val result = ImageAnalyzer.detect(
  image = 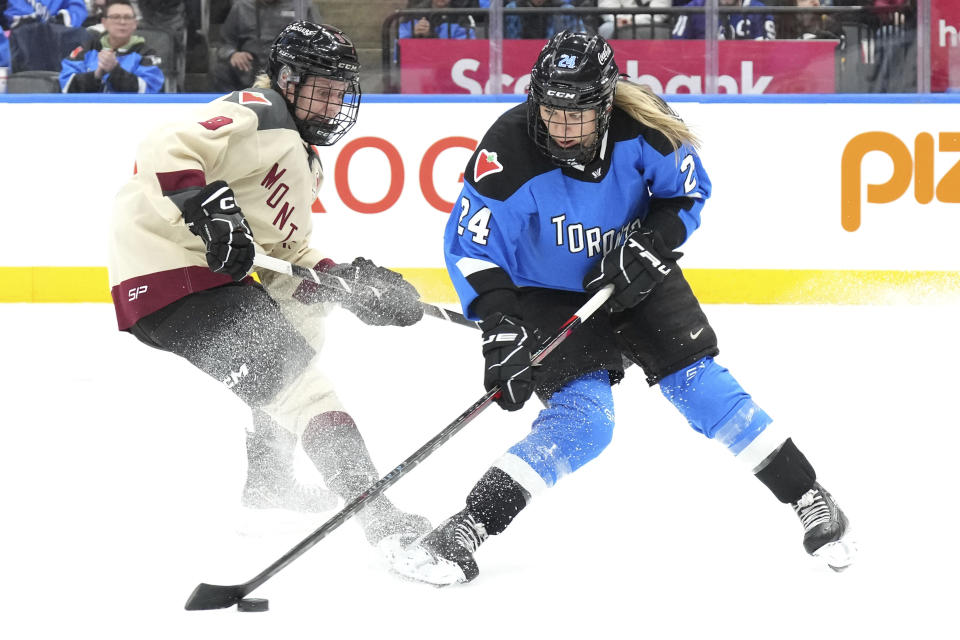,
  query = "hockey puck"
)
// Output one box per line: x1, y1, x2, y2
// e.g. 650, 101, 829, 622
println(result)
237, 598, 269, 613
